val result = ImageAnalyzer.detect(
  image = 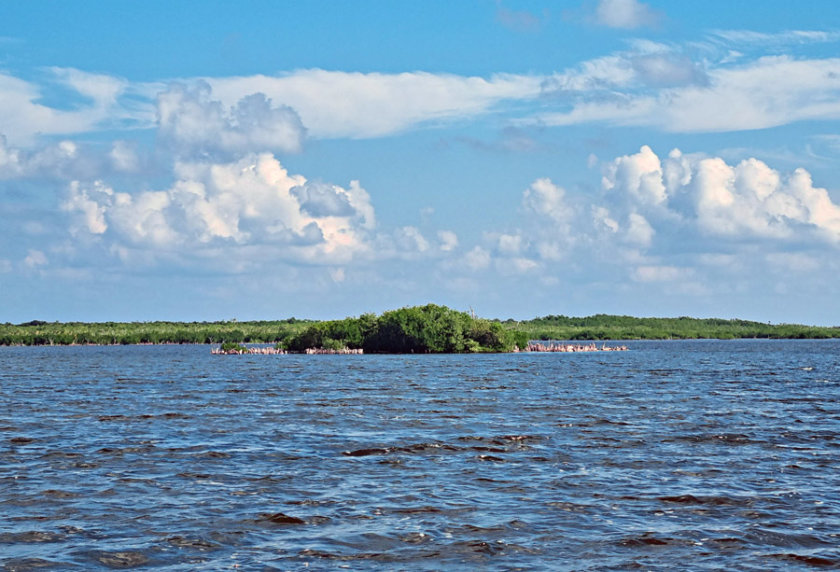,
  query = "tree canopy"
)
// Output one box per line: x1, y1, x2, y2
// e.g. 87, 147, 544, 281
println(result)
281, 304, 528, 353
